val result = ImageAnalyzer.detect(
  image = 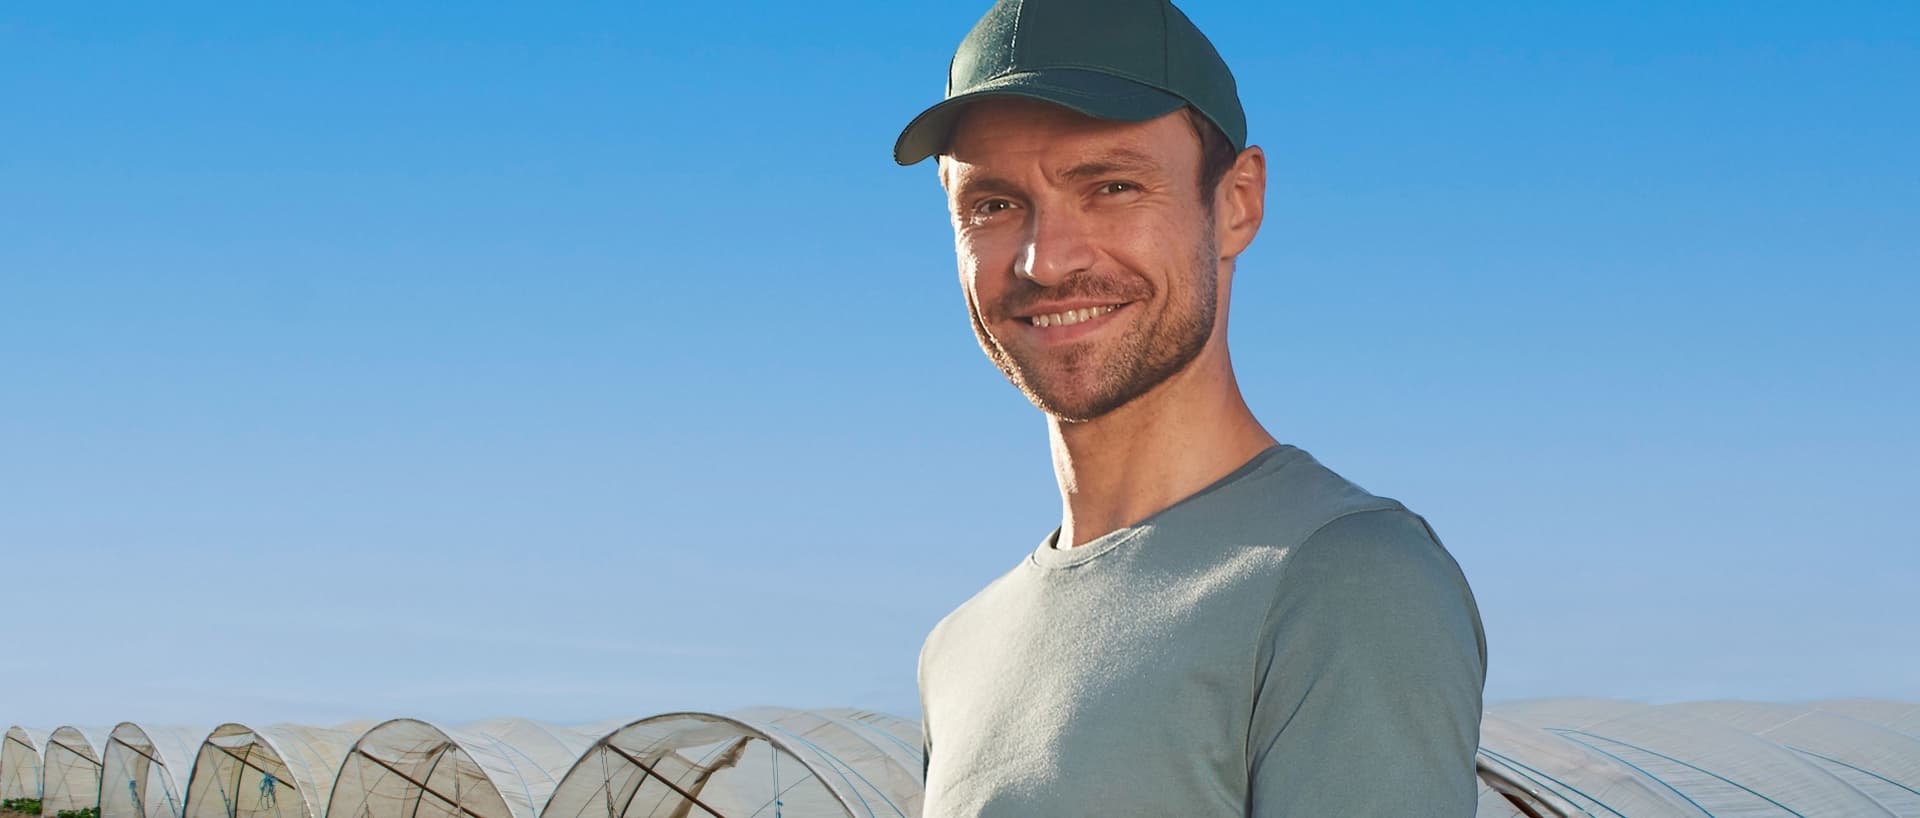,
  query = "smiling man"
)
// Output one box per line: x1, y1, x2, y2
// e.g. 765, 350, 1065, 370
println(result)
894, 0, 1487, 815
